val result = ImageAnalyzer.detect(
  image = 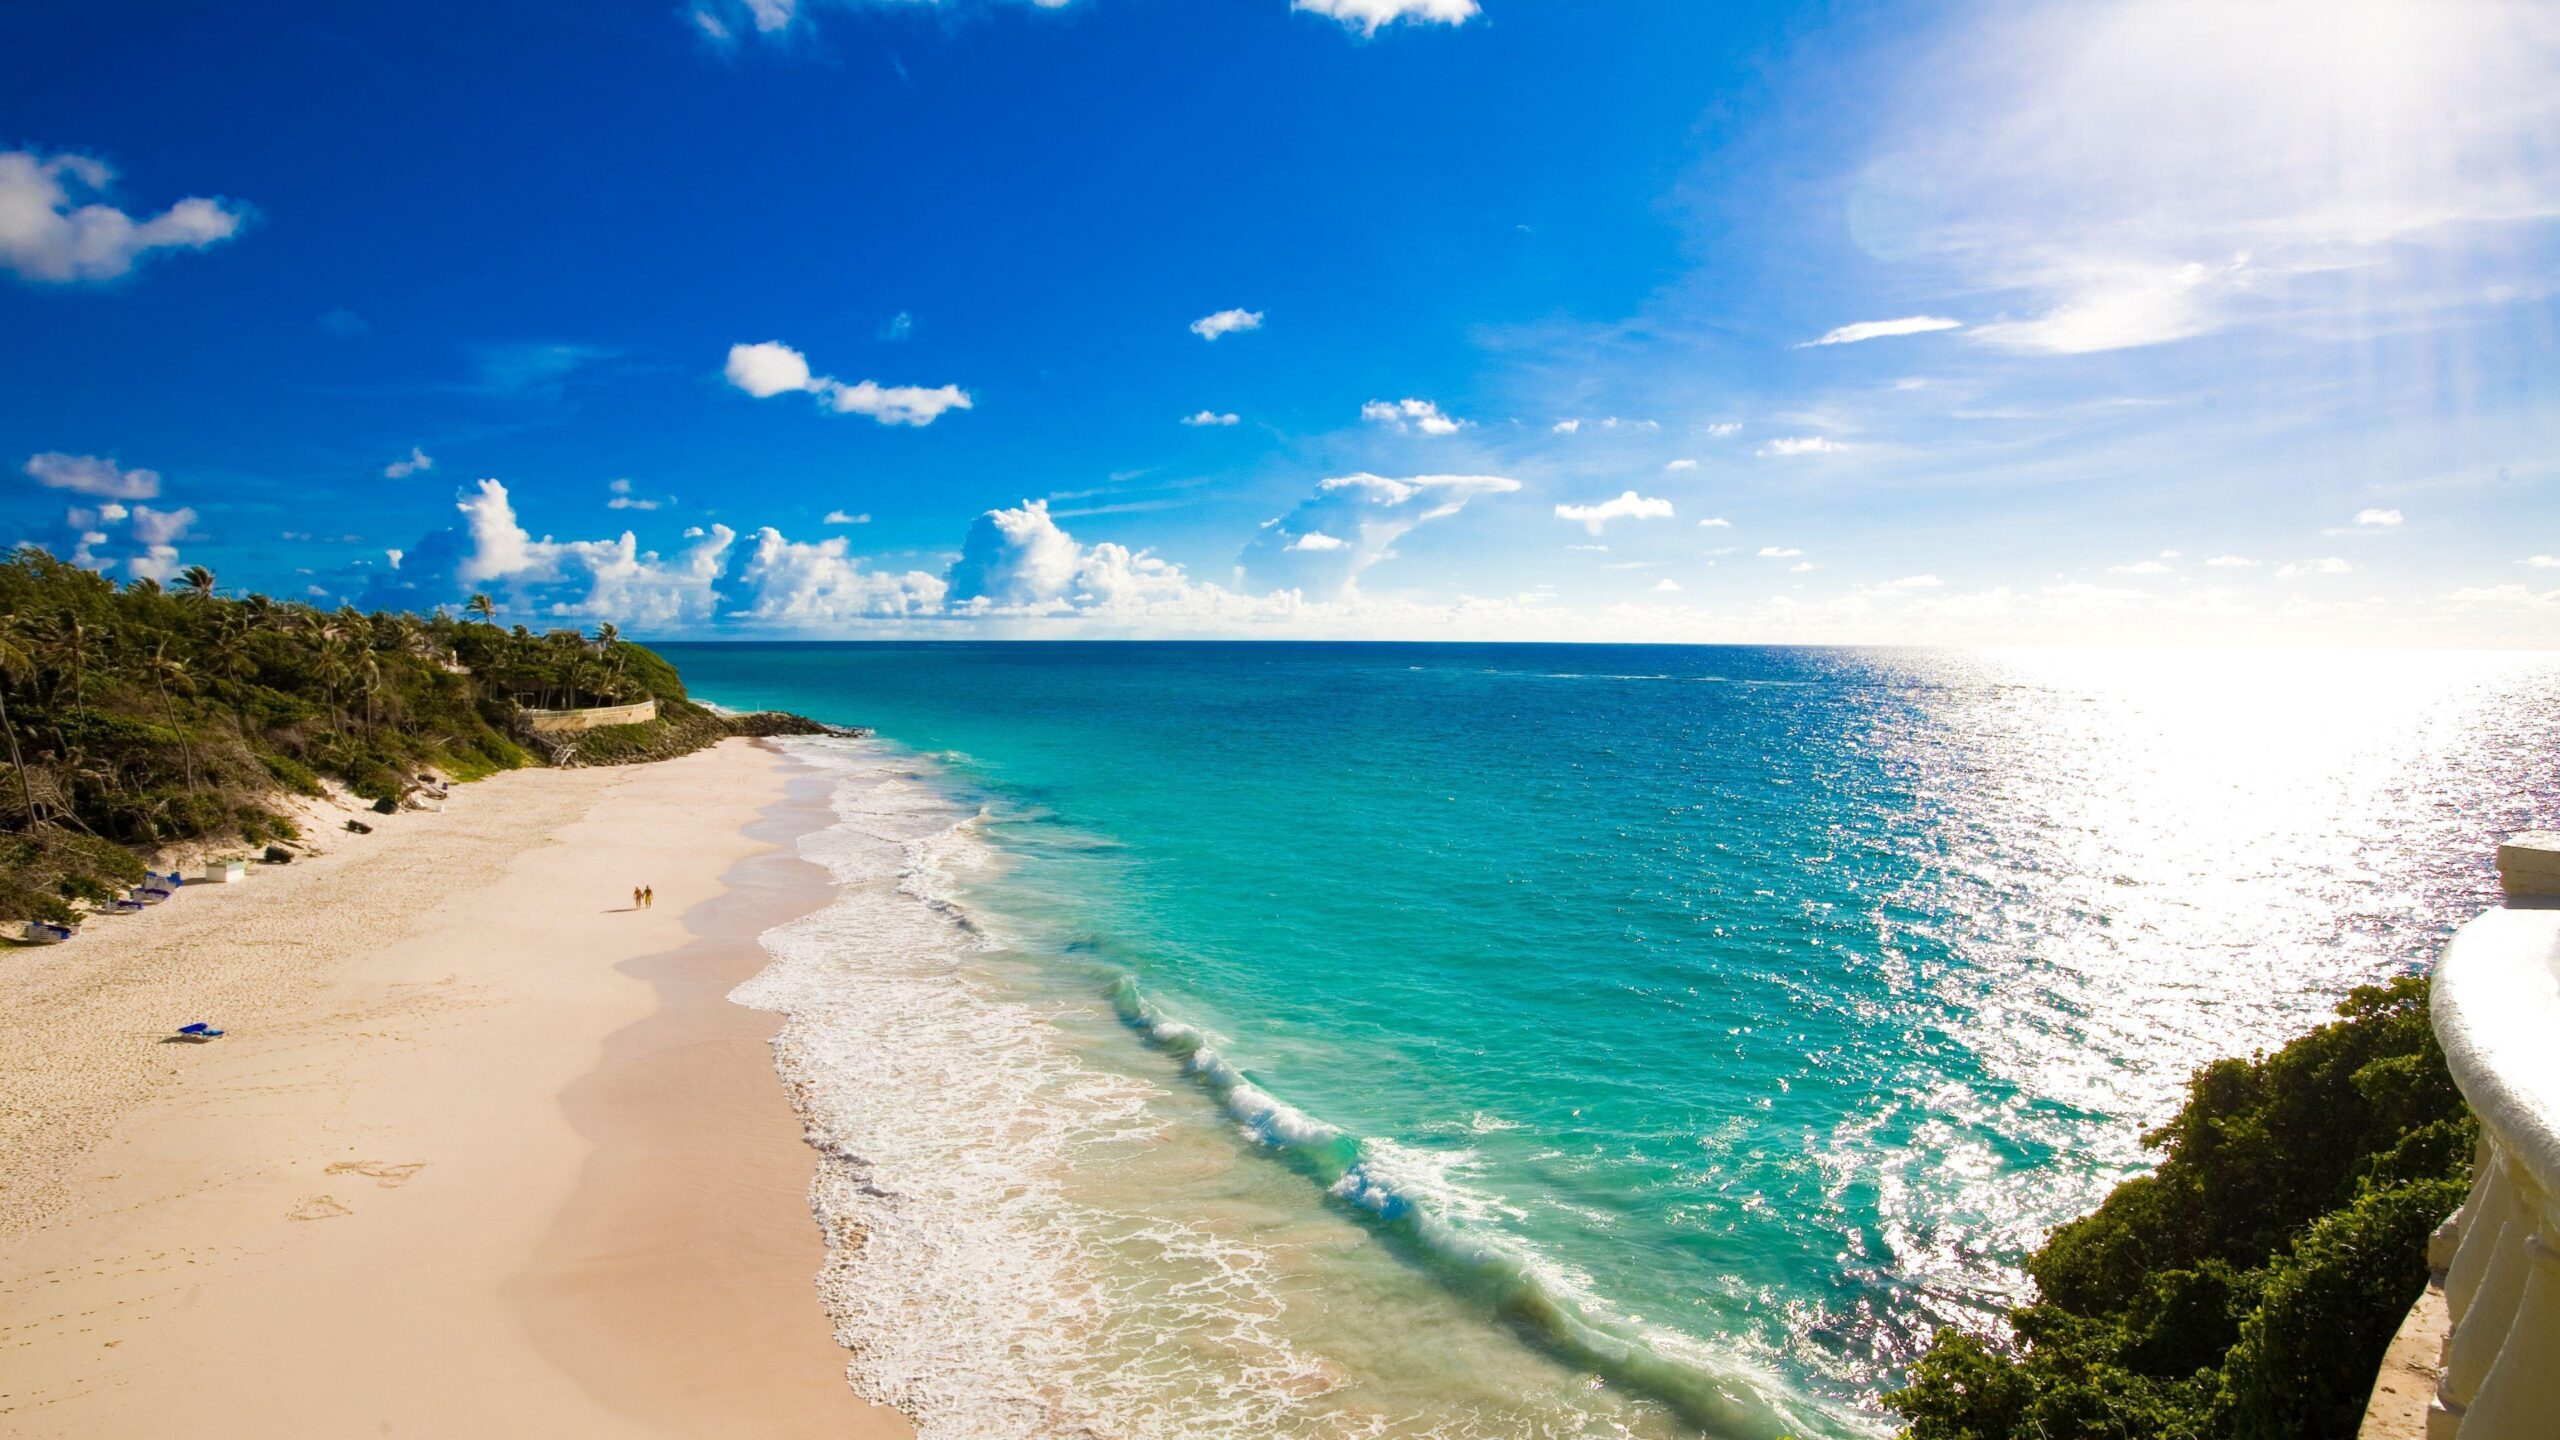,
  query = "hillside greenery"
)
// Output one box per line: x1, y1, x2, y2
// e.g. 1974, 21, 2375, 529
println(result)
1890, 974, 2471, 1440
0, 548, 818, 924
